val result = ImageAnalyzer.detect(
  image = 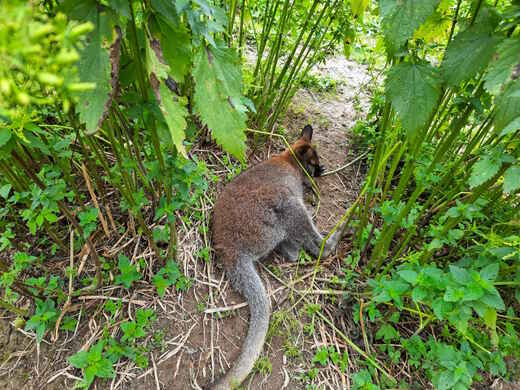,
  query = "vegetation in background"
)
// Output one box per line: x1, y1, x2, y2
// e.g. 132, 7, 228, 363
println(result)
343, 0, 520, 388
0, 0, 519, 389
